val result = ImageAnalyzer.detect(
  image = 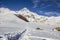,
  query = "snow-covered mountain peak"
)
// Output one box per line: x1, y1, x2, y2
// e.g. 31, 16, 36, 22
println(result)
17, 8, 60, 26
18, 8, 30, 14
0, 7, 60, 26
17, 8, 48, 22
21, 8, 29, 12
